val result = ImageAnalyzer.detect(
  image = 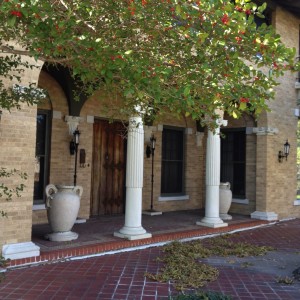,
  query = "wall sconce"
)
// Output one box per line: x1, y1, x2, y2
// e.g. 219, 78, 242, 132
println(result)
73, 128, 80, 186
278, 140, 290, 162
146, 135, 156, 158
69, 129, 80, 155
74, 129, 80, 145
146, 134, 158, 212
